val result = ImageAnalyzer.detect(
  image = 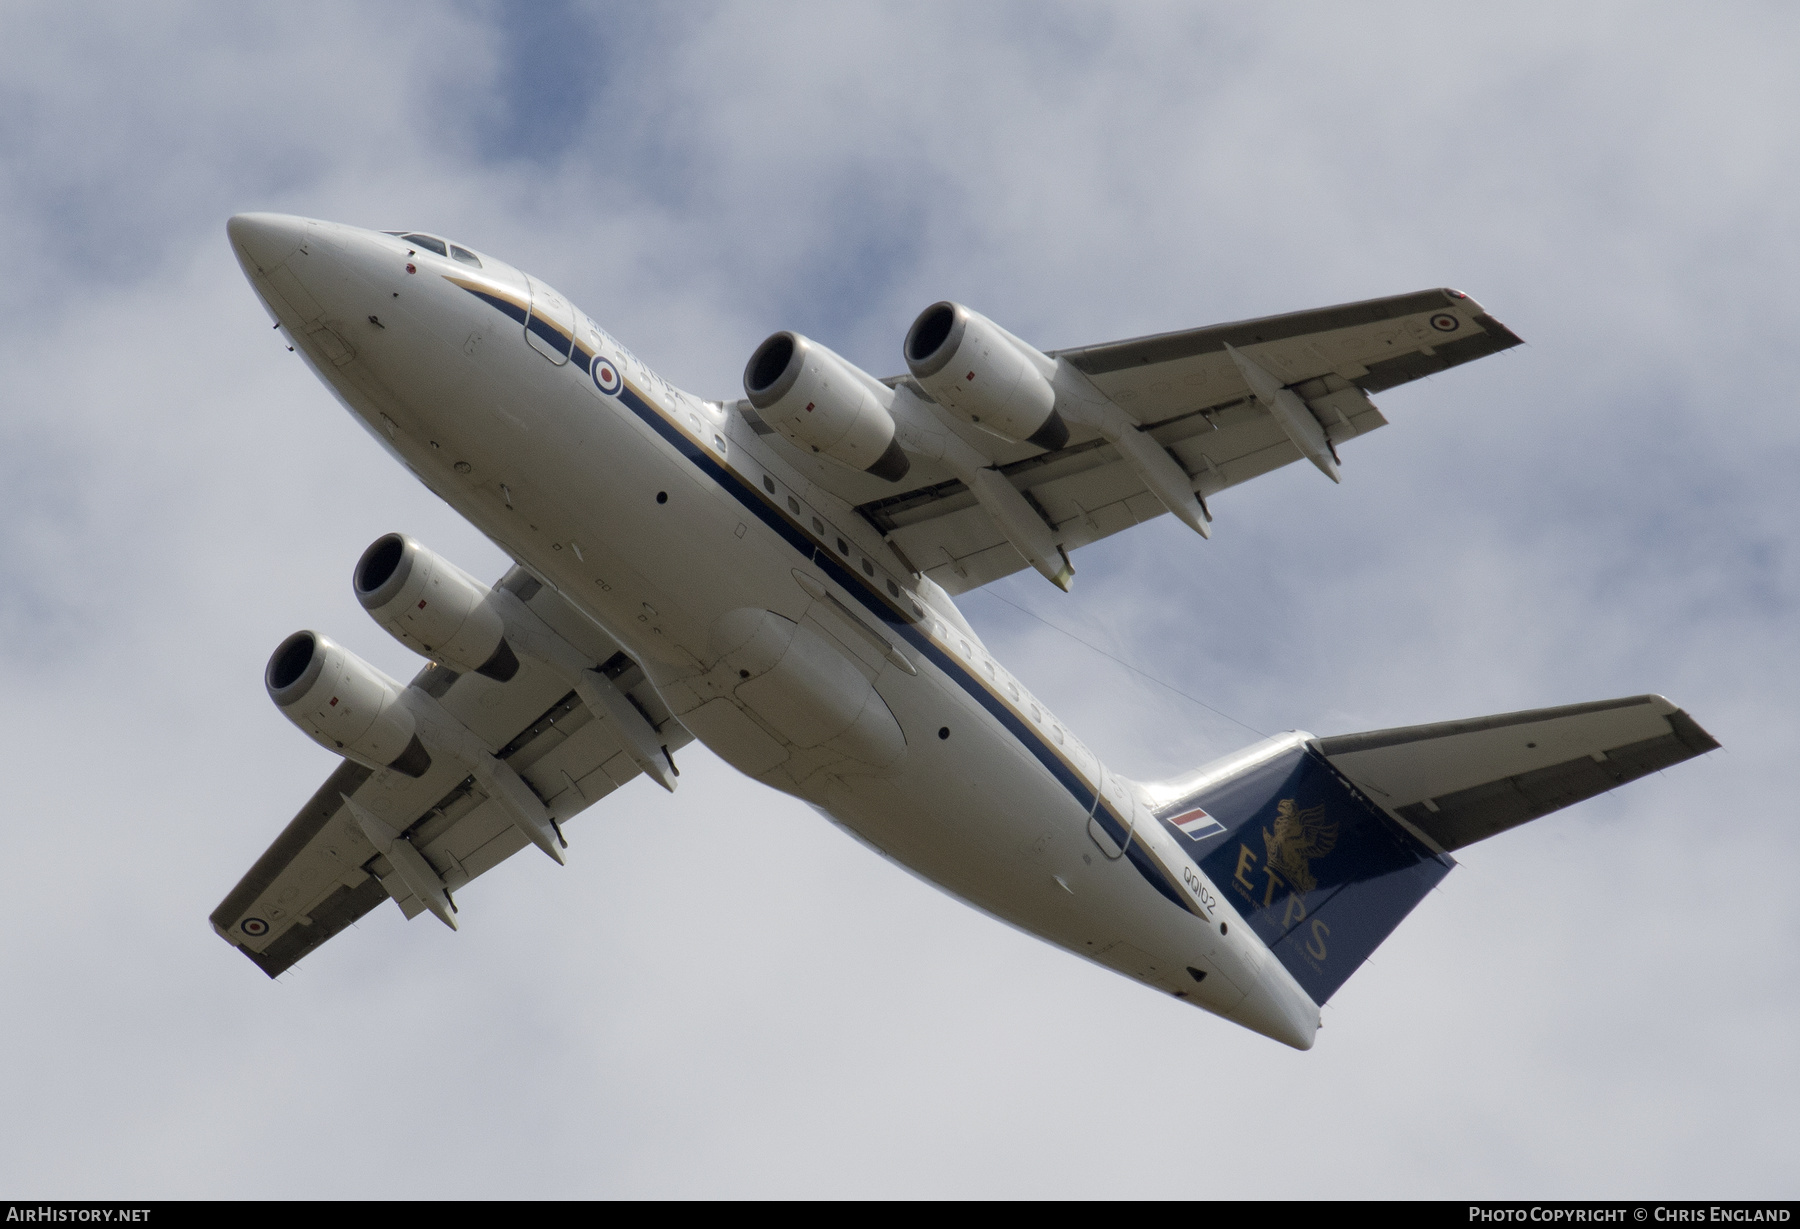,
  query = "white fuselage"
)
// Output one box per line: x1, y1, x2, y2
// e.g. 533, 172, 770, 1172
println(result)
230, 214, 1320, 1048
